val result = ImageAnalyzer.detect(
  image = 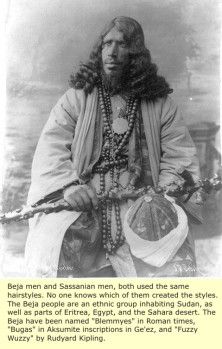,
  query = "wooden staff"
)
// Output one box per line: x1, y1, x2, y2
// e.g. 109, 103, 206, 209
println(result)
0, 170, 221, 224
